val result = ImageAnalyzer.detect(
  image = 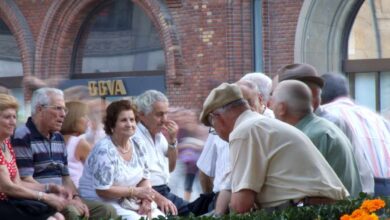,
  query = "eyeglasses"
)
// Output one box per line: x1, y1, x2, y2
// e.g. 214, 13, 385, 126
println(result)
42, 105, 68, 114
208, 127, 216, 134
